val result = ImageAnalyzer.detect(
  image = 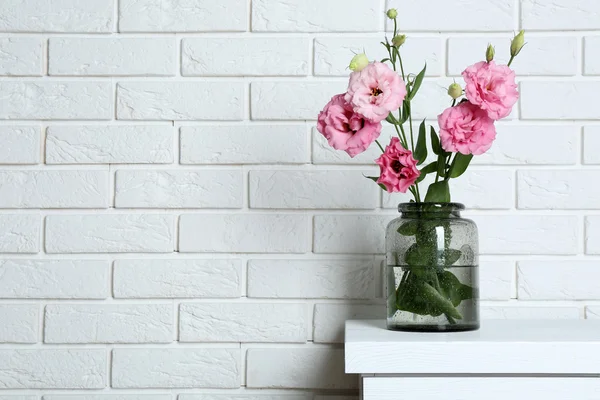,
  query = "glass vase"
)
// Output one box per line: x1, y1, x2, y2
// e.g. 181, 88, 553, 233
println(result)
386, 202, 479, 332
